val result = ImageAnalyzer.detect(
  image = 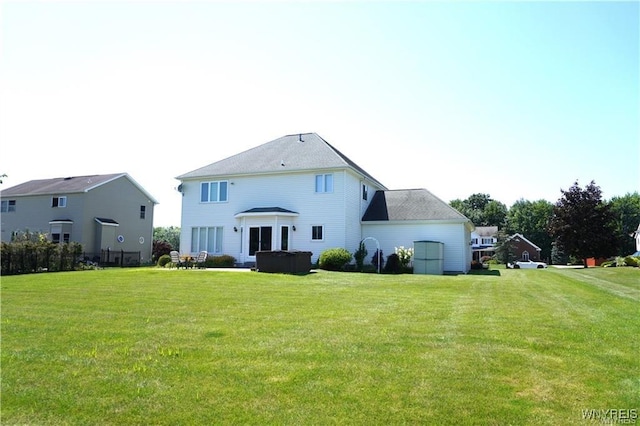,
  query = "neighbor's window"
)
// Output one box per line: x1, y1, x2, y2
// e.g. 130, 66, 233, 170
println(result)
315, 174, 333, 193
312, 225, 323, 241
481, 238, 494, 245
140, 205, 146, 219
191, 226, 223, 254
522, 251, 530, 261
200, 181, 228, 203
472, 238, 478, 245
52, 233, 61, 243
52, 196, 67, 208
1, 200, 16, 212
